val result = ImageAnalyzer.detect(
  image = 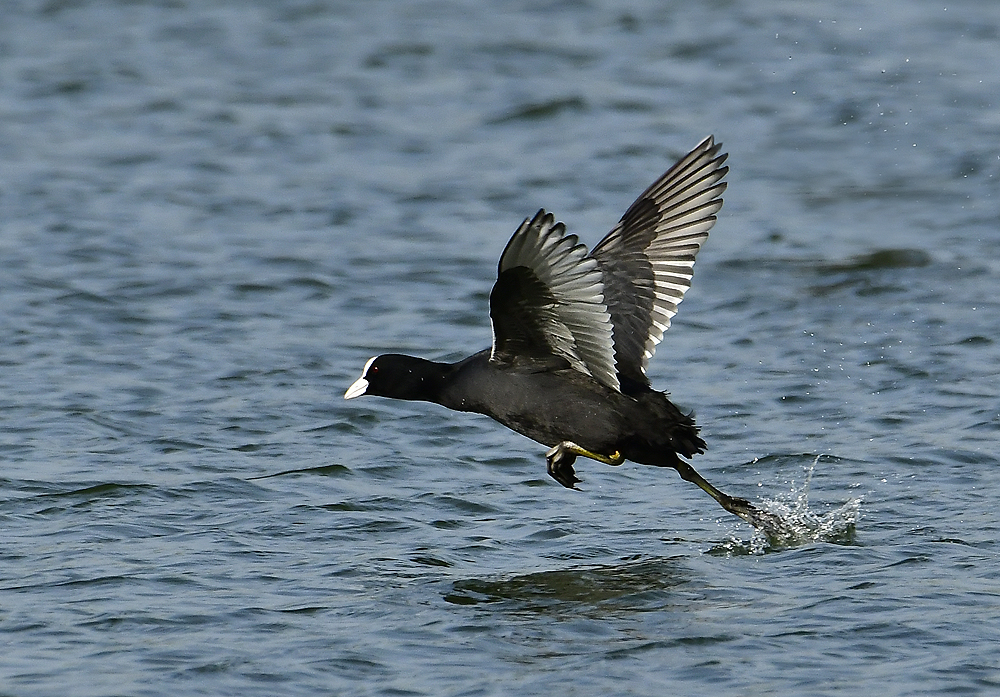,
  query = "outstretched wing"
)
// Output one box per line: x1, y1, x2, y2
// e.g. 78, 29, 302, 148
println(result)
489, 210, 620, 392
590, 136, 728, 392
